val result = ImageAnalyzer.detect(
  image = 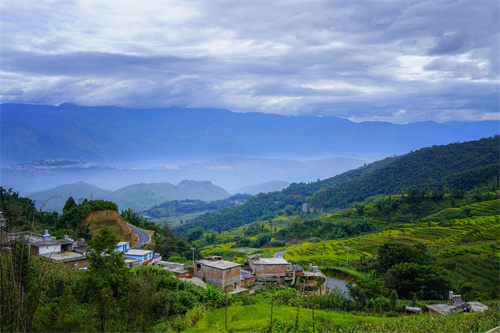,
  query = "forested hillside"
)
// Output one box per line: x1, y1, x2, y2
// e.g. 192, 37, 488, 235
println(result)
143, 193, 252, 218
309, 136, 499, 211
173, 136, 499, 235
